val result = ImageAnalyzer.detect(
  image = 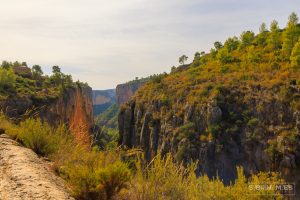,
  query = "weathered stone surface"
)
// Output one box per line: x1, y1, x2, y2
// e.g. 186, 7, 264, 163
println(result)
0, 134, 74, 200
0, 86, 94, 146
118, 87, 300, 185
115, 81, 145, 105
